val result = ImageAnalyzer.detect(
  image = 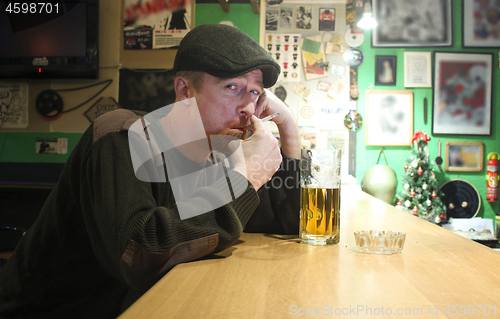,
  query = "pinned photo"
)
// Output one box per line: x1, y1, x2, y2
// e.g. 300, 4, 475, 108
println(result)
296, 5, 312, 30
36, 138, 68, 154
319, 8, 335, 31
266, 10, 279, 31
